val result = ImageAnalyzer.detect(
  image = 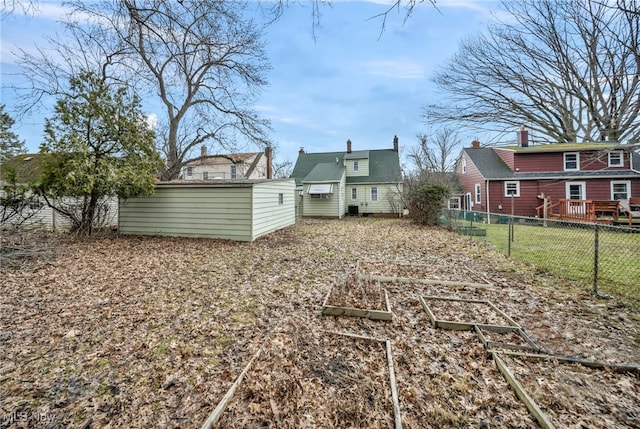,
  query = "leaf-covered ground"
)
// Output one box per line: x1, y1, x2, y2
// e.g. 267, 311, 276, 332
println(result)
1, 218, 639, 428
